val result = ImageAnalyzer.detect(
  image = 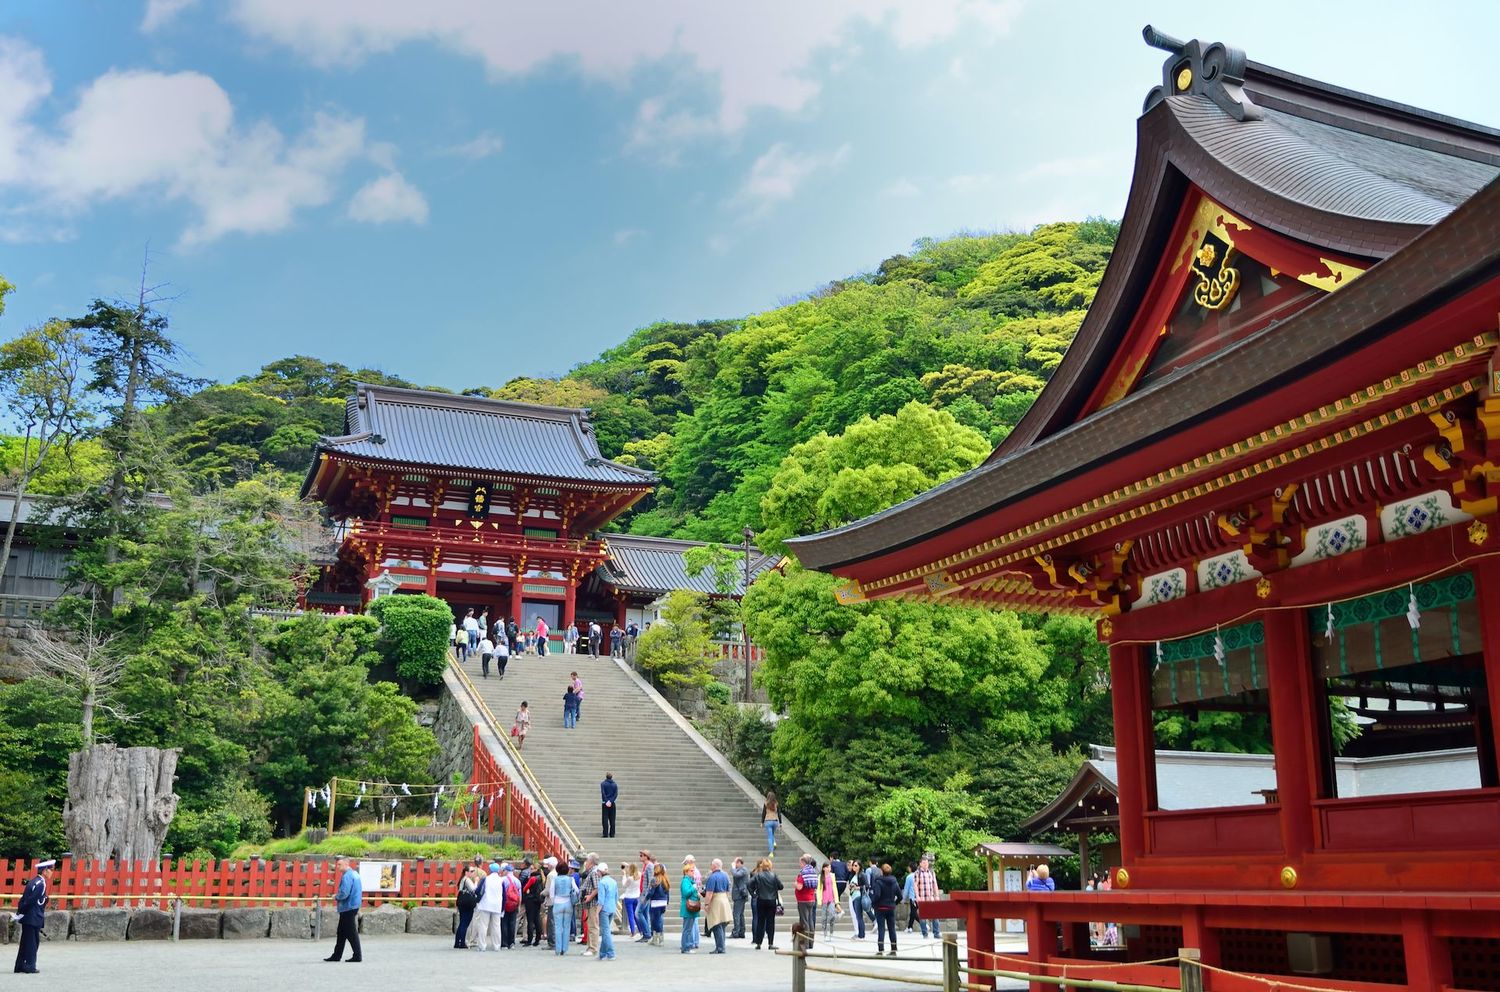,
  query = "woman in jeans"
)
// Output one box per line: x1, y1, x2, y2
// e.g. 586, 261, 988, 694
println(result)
761, 790, 782, 855
869, 863, 902, 957
621, 863, 642, 940
647, 864, 670, 946
679, 863, 703, 953
550, 865, 578, 955
819, 861, 838, 938
749, 858, 783, 950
